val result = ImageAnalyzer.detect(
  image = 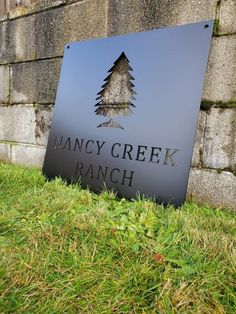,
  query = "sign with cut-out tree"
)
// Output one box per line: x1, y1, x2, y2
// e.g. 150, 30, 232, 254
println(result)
43, 21, 213, 207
